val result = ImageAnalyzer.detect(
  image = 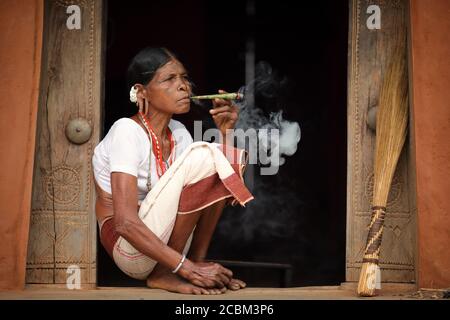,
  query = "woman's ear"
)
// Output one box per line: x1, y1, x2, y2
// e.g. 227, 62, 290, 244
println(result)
133, 84, 144, 98
136, 84, 151, 101
133, 84, 146, 113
